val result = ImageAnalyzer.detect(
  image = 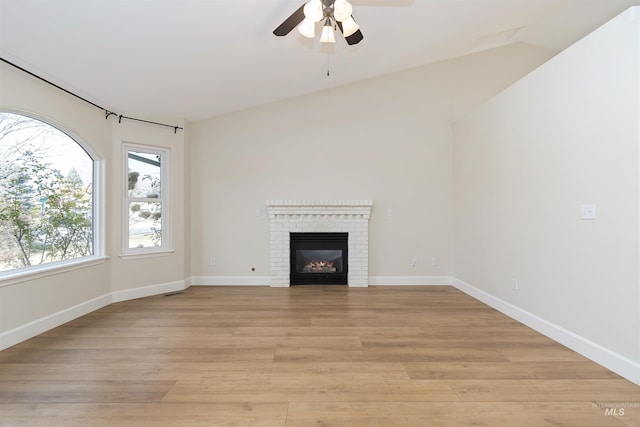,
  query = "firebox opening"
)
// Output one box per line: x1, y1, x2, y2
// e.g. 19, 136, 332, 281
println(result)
290, 232, 348, 285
